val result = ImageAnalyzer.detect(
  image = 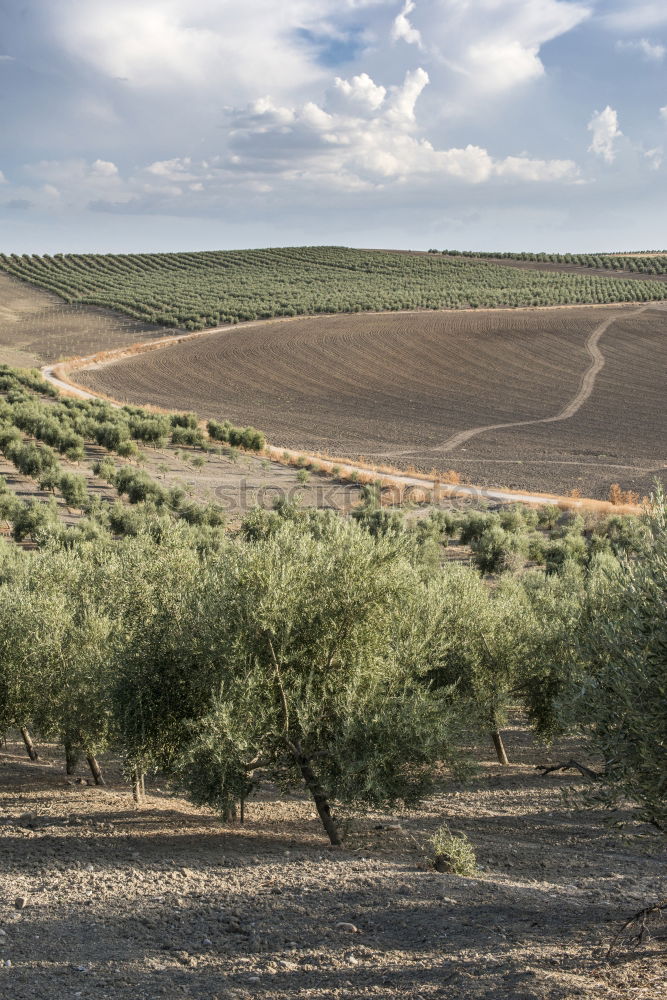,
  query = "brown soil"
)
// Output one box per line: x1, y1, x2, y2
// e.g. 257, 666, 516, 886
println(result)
76, 306, 667, 500
1, 722, 665, 1000
0, 272, 181, 367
